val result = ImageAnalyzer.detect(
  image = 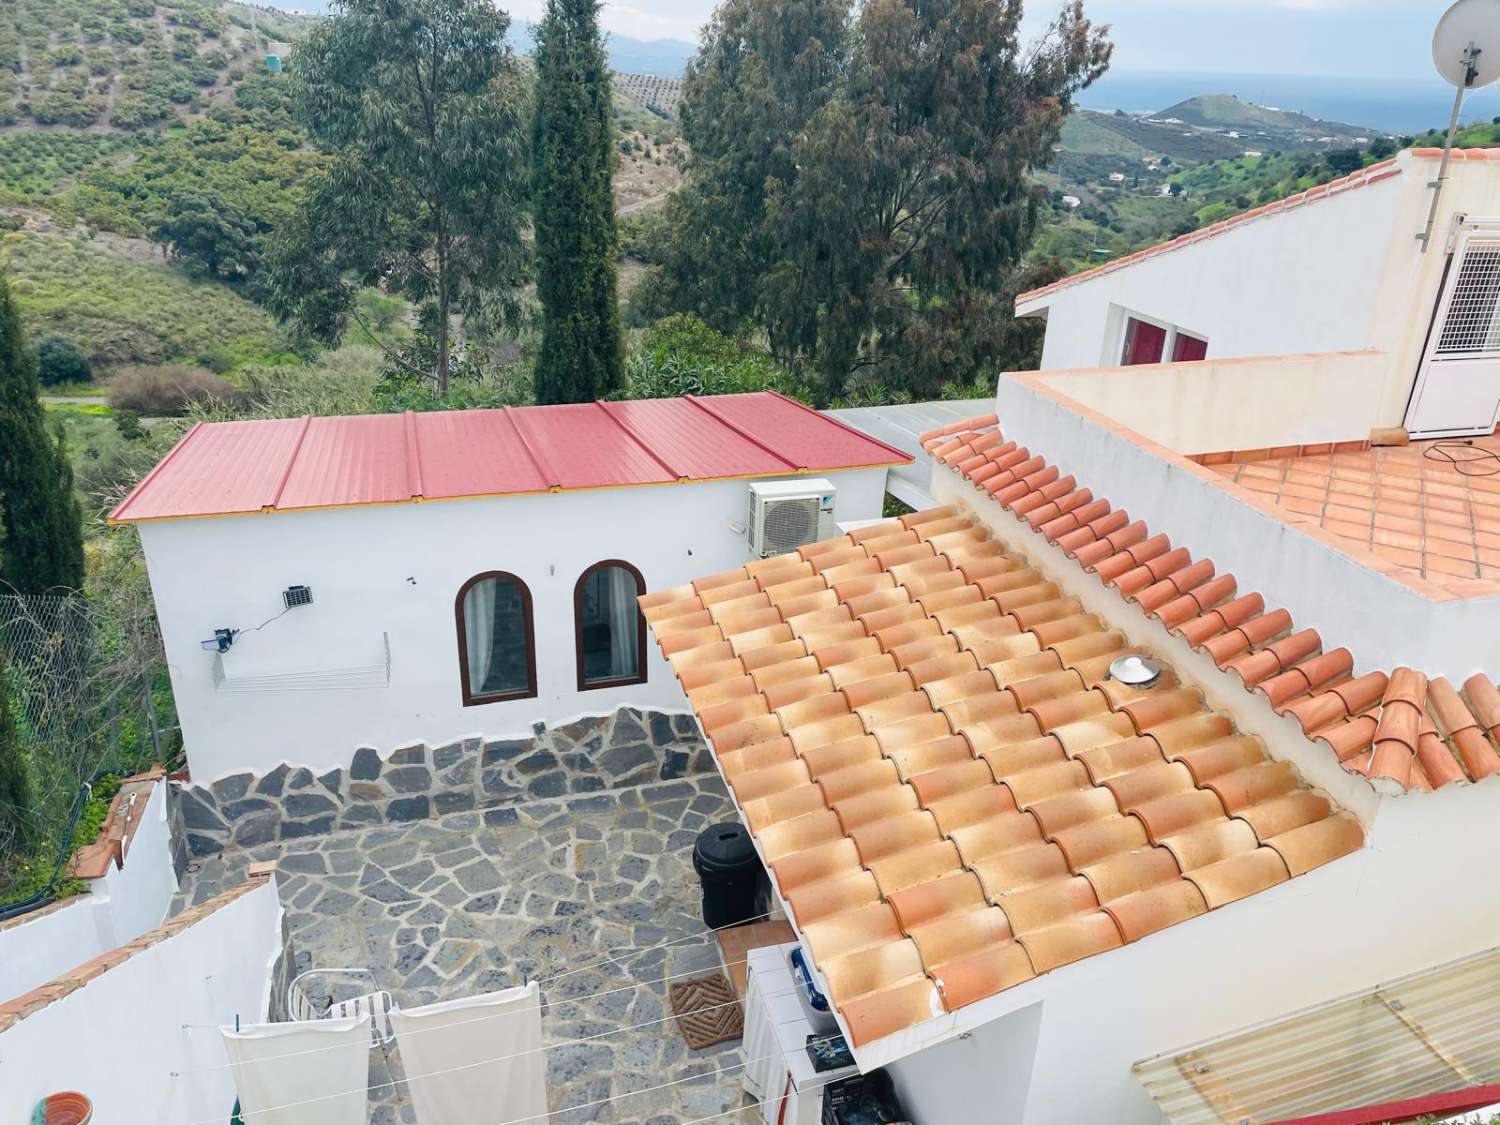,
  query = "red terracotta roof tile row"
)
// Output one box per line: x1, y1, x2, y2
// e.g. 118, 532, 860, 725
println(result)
1015, 159, 1402, 307
920, 417, 1500, 793
68, 770, 165, 881
641, 511, 1362, 1047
